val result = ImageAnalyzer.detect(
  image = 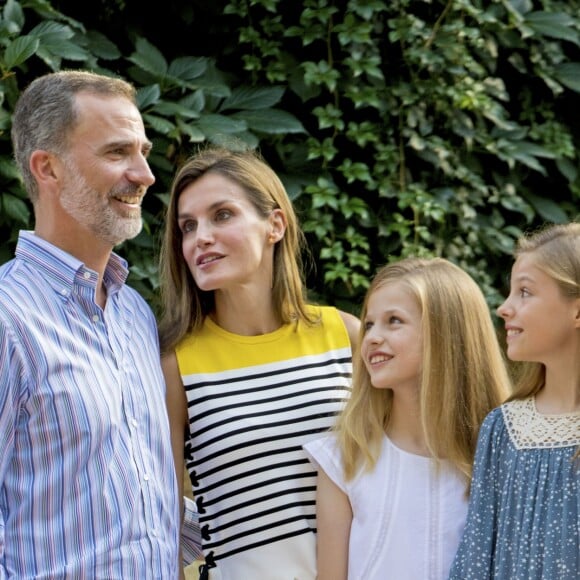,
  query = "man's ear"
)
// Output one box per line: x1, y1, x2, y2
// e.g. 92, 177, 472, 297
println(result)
29, 150, 61, 193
